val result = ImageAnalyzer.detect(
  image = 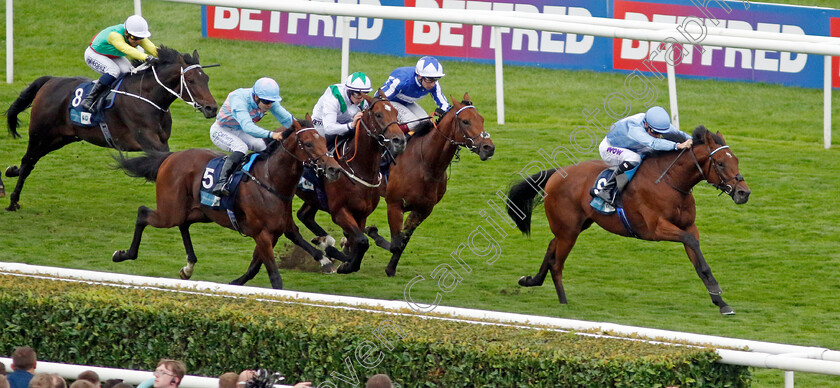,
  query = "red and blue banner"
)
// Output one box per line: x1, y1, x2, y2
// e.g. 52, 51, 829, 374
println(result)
201, 0, 840, 89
